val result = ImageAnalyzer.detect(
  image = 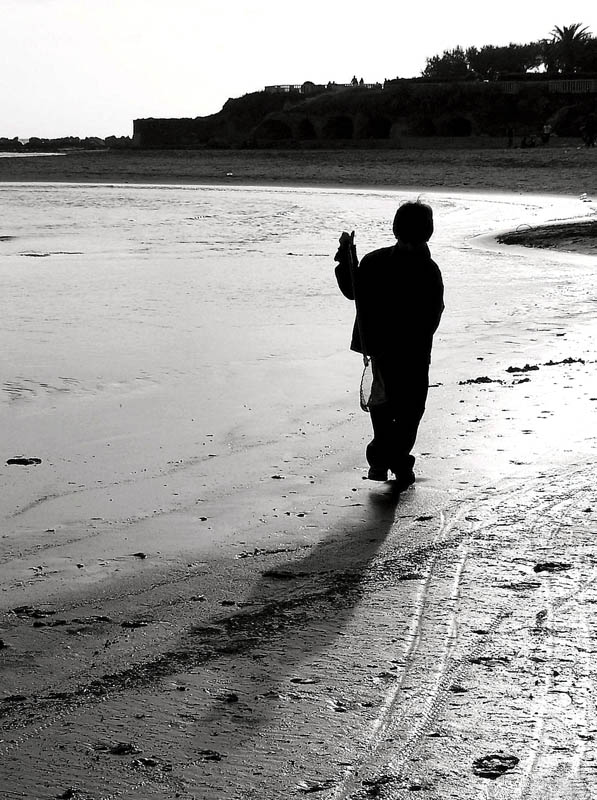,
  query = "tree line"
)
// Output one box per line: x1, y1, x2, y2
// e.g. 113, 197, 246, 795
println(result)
422, 24, 597, 80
